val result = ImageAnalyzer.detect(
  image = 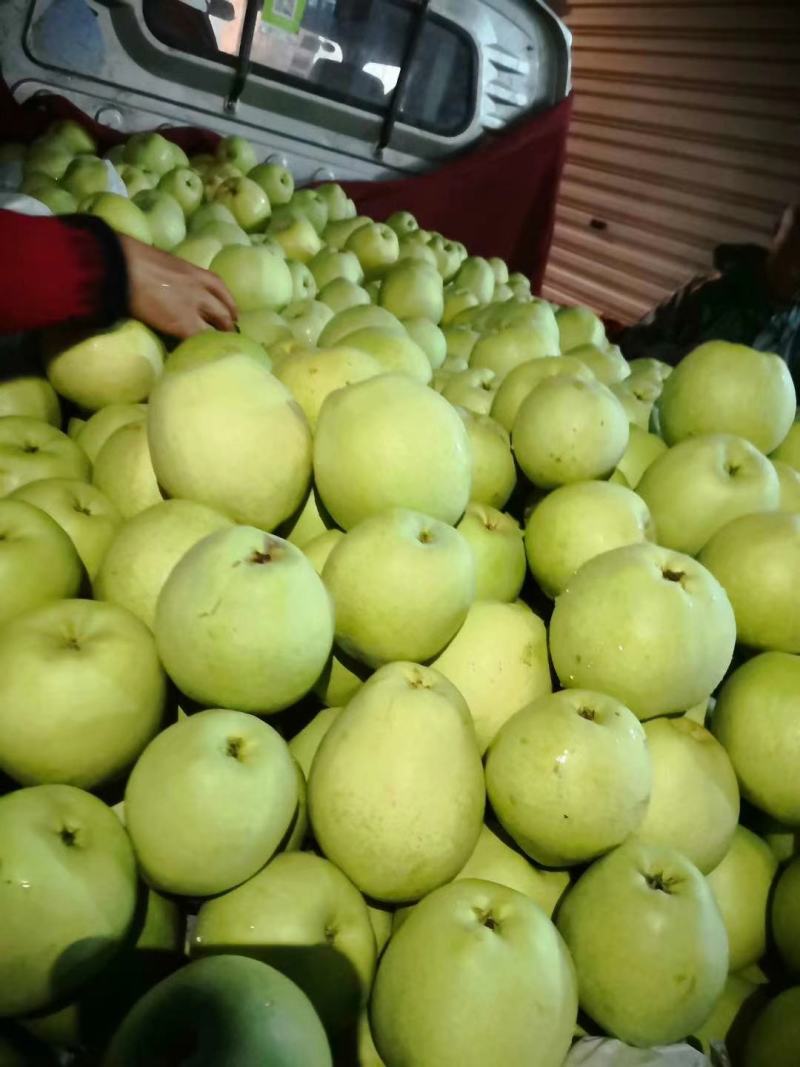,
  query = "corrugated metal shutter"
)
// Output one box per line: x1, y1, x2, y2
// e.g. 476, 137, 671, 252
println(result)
542, 0, 800, 324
